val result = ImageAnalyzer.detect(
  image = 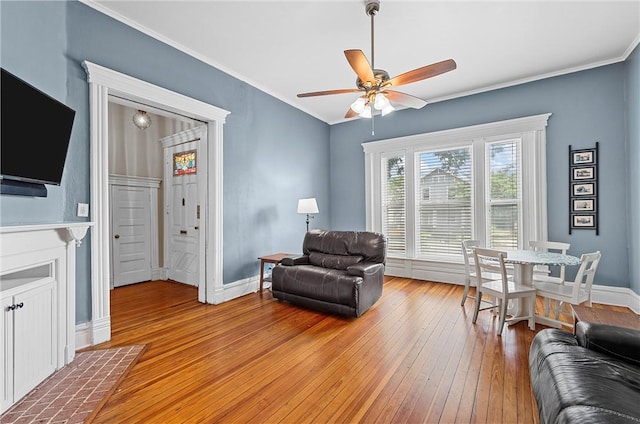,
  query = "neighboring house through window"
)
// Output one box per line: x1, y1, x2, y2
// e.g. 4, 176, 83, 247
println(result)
363, 114, 551, 281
